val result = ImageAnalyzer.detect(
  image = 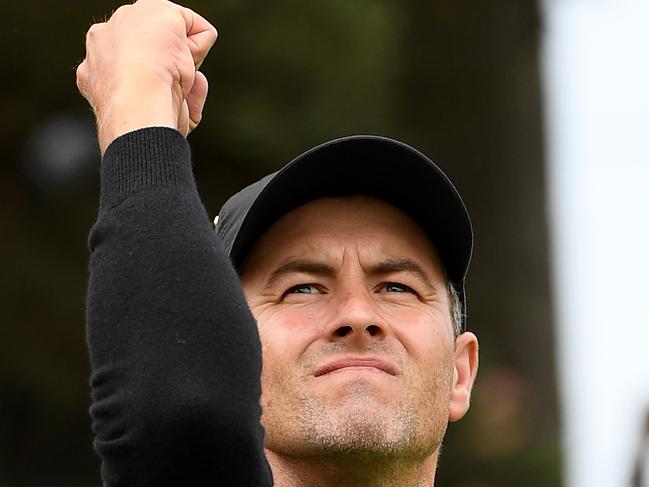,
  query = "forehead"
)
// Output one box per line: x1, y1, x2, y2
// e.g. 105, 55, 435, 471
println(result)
240, 195, 443, 274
